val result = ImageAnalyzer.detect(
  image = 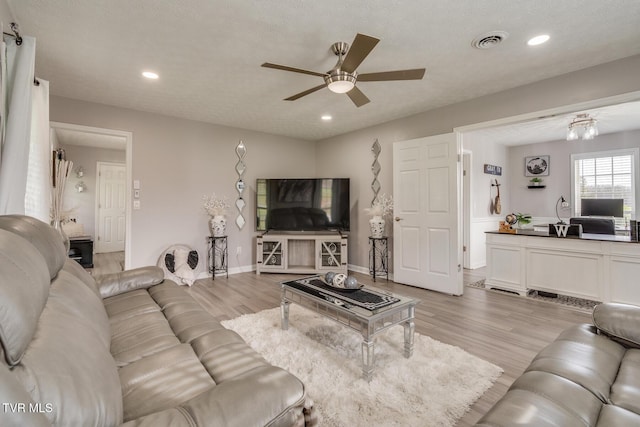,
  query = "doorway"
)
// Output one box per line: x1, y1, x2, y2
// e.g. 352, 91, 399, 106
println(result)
95, 162, 126, 253
50, 122, 133, 269
457, 90, 640, 275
